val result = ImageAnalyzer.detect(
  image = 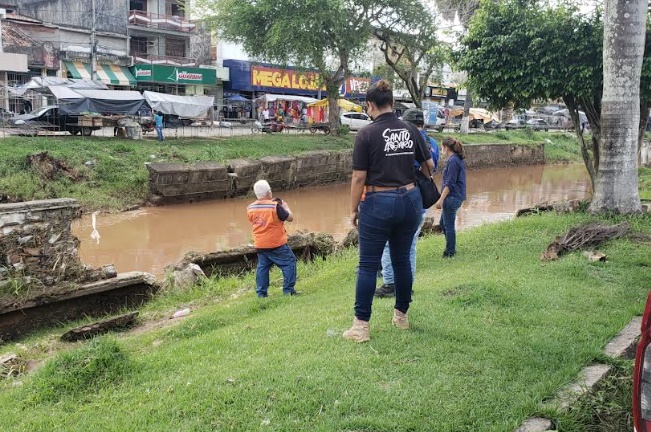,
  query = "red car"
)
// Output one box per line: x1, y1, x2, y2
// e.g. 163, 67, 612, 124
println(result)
634, 291, 651, 431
